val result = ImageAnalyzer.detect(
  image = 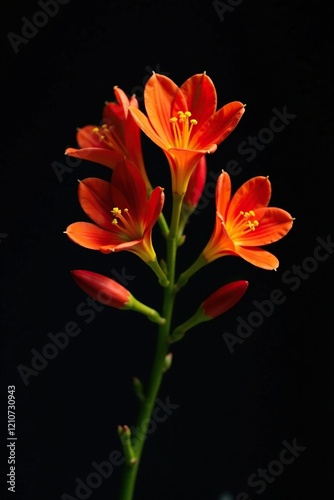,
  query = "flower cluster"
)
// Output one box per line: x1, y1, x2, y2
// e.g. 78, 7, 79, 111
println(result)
65, 71, 294, 336
65, 71, 294, 498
